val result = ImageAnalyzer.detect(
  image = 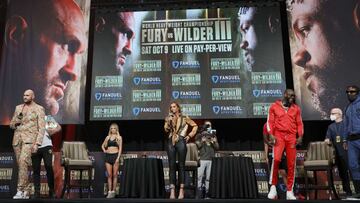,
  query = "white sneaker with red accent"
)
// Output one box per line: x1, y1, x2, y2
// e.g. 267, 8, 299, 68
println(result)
286, 191, 297, 200
267, 185, 277, 199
